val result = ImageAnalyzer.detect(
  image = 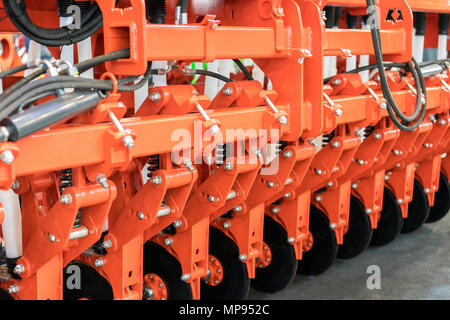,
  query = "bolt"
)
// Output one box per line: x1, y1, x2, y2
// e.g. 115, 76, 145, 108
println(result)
164, 238, 173, 246
283, 150, 293, 158
315, 169, 322, 175
366, 208, 373, 214
284, 193, 291, 199
298, 57, 305, 64
183, 159, 195, 172
374, 133, 382, 140
385, 175, 390, 181
94, 258, 104, 268
173, 220, 183, 228
208, 195, 215, 202
331, 141, 340, 148
277, 7, 284, 15
48, 234, 56, 243
96, 174, 109, 189
150, 92, 161, 102
423, 143, 430, 148
332, 78, 341, 86
137, 212, 145, 220
121, 135, 135, 149
314, 195, 323, 202
211, 23, 217, 30
424, 188, 430, 194
151, 175, 162, 185
223, 87, 233, 96
328, 181, 334, 188
222, 221, 231, 229
181, 273, 190, 282
214, 280, 219, 284
11, 180, 19, 190
7, 284, 19, 294
334, 108, 343, 117
102, 239, 112, 249
351, 183, 358, 189
330, 223, 337, 229
14, 264, 25, 275
60, 194, 72, 205
278, 115, 288, 125
288, 237, 295, 244
392, 150, 400, 156
143, 287, 154, 300
397, 198, 404, 204
379, 102, 387, 109
224, 163, 233, 171
239, 254, 247, 262
396, 163, 401, 168
358, 159, 365, 166
439, 119, 446, 126
0, 150, 14, 165
271, 207, 280, 214
266, 181, 274, 188
234, 205, 242, 213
